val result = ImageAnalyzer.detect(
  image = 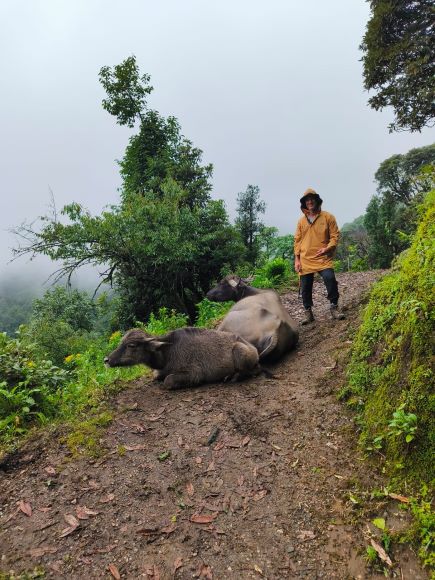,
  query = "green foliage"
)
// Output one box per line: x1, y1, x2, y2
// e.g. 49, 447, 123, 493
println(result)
0, 279, 35, 335
235, 184, 266, 265
140, 307, 188, 335
388, 404, 418, 443
0, 331, 69, 440
120, 109, 212, 207
0, 327, 145, 448
251, 257, 296, 290
32, 287, 97, 331
99, 55, 153, 127
361, 1, 435, 132
345, 190, 435, 488
365, 545, 378, 564
375, 145, 435, 205
408, 487, 435, 569
364, 194, 408, 268
195, 298, 233, 328
335, 215, 370, 272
